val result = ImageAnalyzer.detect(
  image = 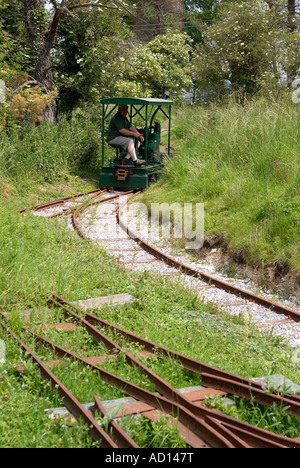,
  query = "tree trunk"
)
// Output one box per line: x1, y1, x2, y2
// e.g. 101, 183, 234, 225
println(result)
22, 0, 60, 123
266, 0, 299, 88
287, 0, 296, 31
34, 43, 57, 122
